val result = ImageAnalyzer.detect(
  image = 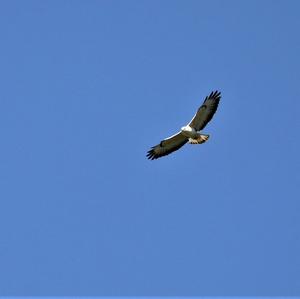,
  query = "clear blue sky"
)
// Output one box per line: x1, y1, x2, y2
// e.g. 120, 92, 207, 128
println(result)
0, 0, 299, 296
